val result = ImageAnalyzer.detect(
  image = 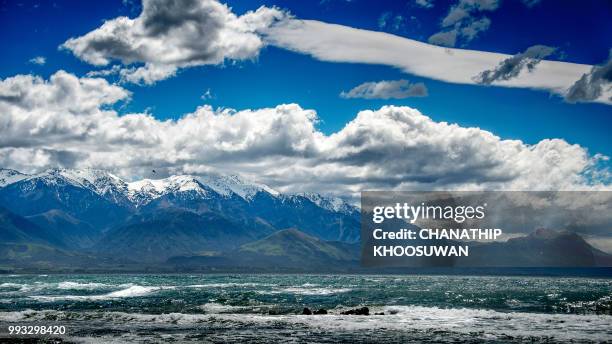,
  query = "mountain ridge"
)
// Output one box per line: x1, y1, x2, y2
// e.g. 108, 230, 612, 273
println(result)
0, 168, 355, 211
0, 167, 361, 264
1, 167, 610, 272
